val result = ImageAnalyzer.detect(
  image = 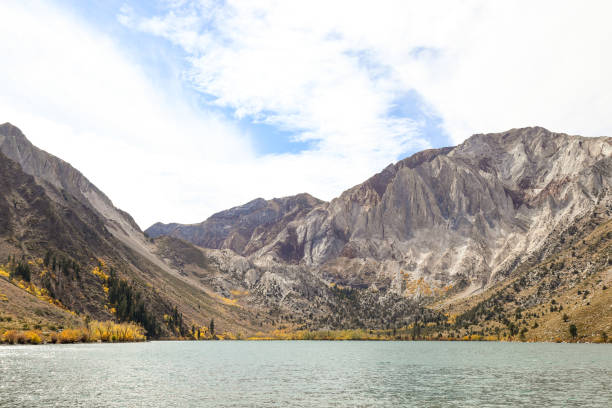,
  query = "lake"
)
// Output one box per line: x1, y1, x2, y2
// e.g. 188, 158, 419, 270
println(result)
0, 341, 610, 407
